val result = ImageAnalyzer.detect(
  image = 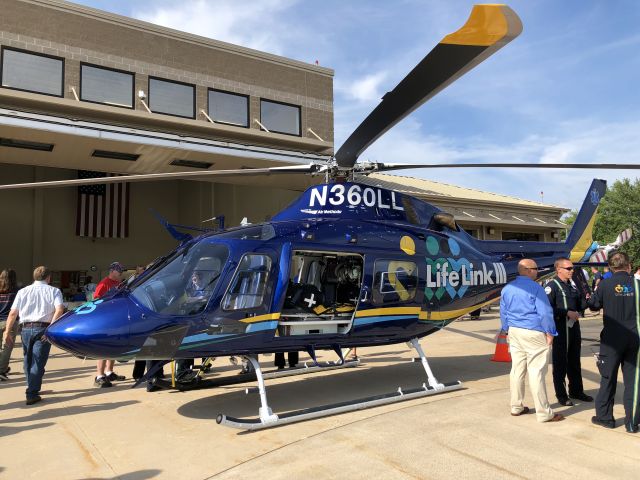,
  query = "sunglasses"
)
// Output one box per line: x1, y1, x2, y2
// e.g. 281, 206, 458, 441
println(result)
525, 267, 538, 270
559, 266, 574, 271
